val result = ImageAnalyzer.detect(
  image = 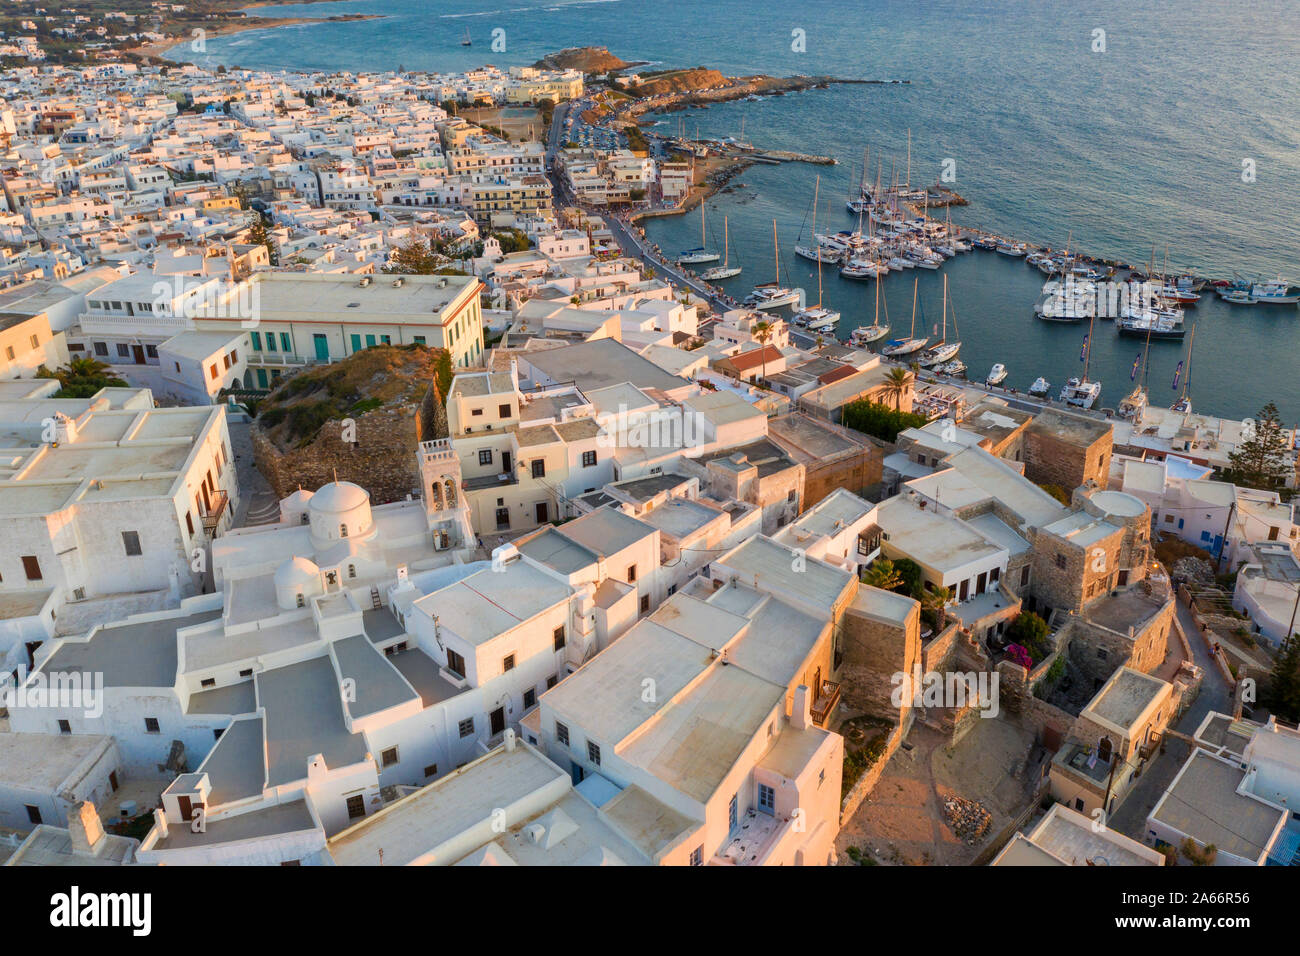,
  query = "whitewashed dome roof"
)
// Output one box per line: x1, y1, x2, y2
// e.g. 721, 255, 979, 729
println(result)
275, 556, 320, 590
310, 480, 369, 514
283, 487, 315, 508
